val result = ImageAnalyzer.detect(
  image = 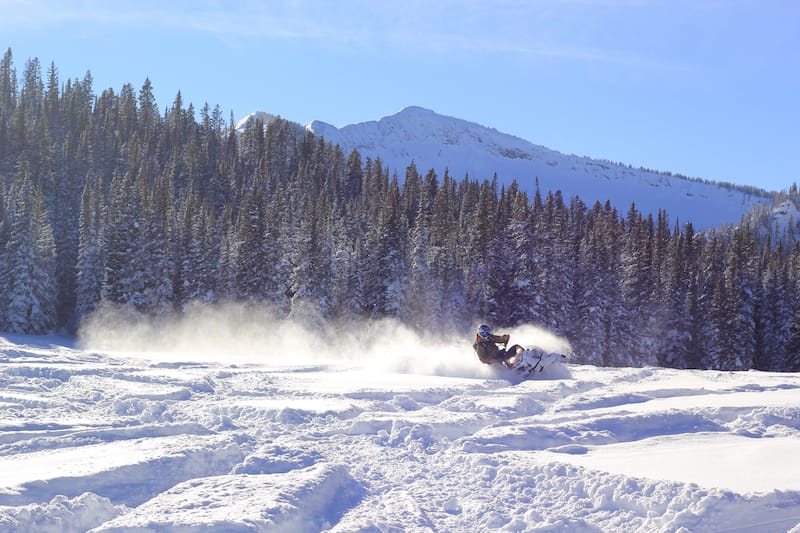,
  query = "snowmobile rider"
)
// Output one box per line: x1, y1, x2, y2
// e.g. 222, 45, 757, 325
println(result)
473, 324, 524, 366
